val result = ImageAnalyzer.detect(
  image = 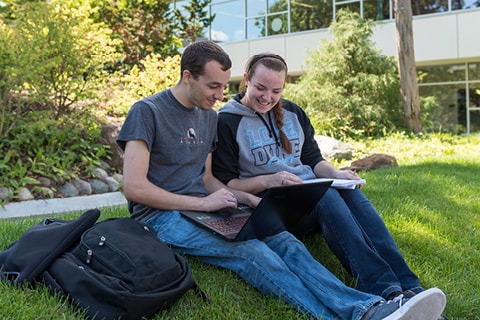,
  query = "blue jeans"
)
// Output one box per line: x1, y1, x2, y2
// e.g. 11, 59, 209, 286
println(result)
294, 187, 423, 299
146, 211, 381, 320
